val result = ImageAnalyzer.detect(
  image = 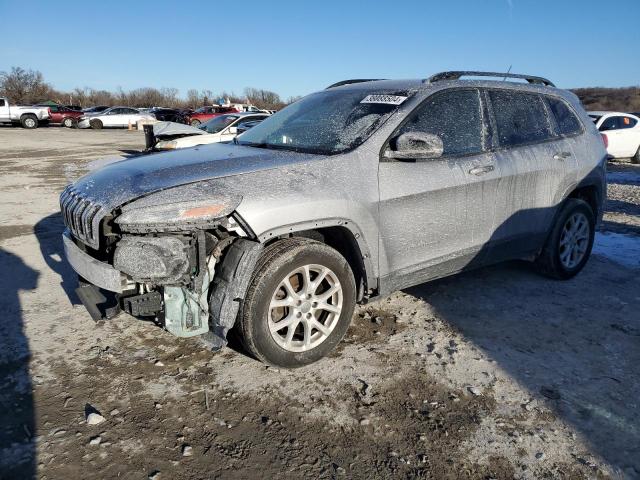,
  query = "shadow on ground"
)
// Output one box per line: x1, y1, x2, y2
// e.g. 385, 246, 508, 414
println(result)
406, 257, 640, 476
34, 213, 80, 305
0, 247, 38, 479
